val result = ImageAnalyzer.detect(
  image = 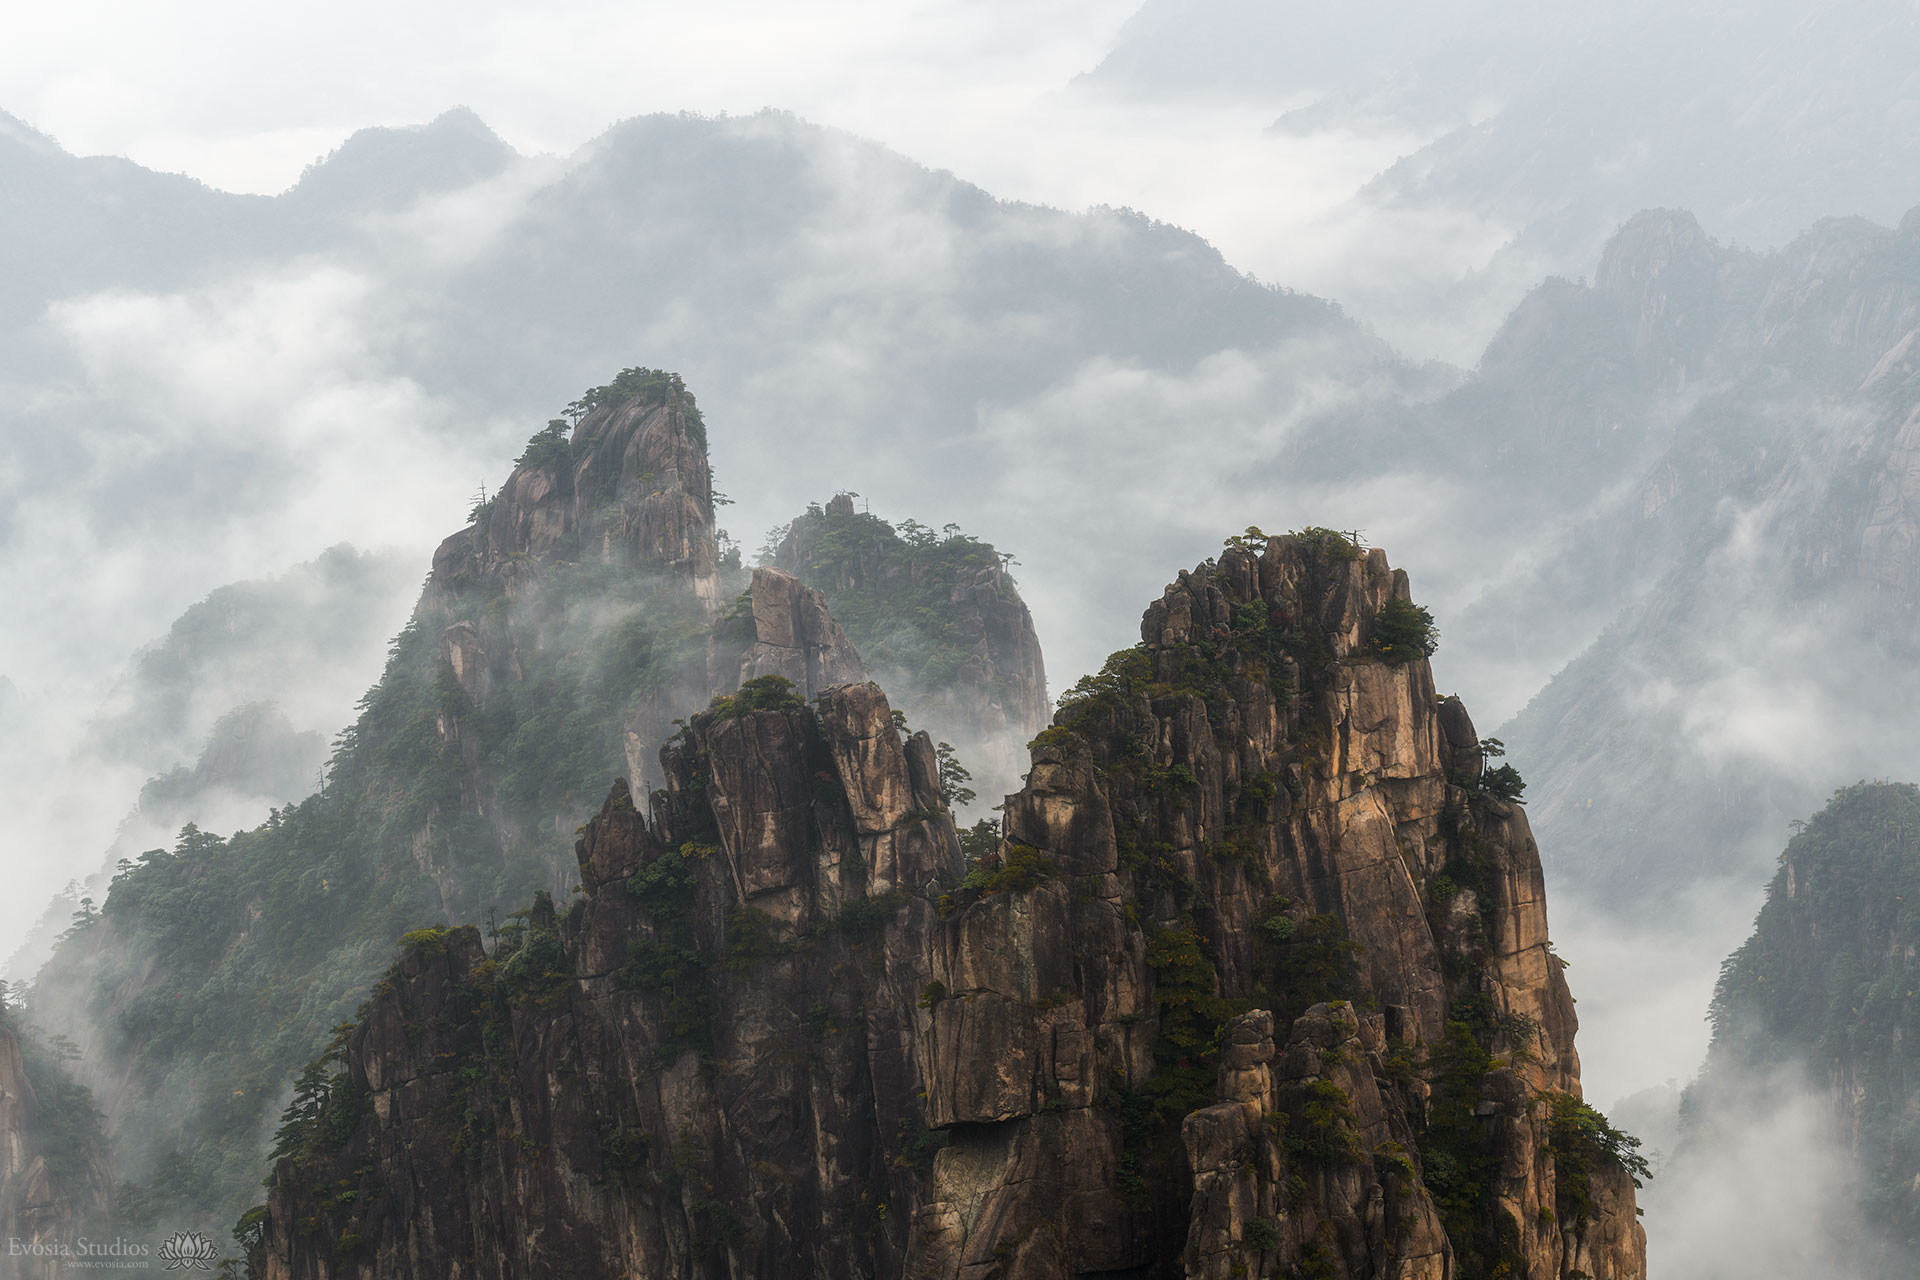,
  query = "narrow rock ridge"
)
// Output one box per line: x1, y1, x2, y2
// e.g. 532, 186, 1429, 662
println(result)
258, 530, 1642, 1280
